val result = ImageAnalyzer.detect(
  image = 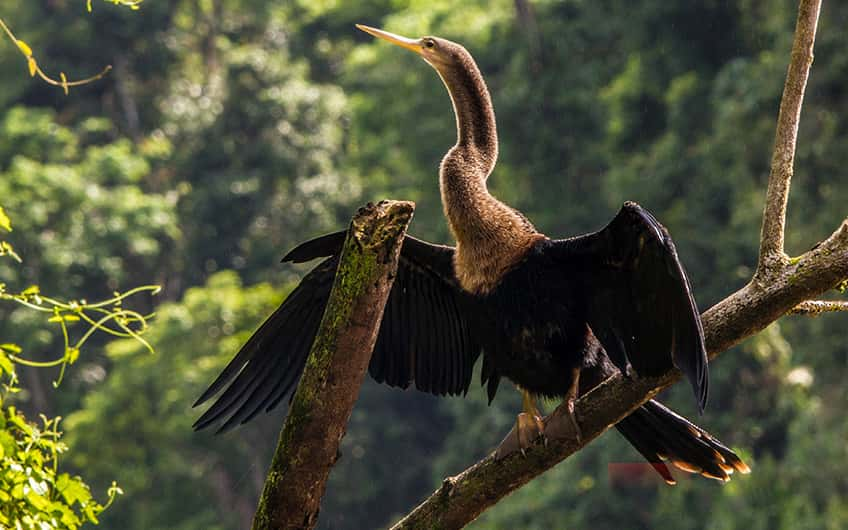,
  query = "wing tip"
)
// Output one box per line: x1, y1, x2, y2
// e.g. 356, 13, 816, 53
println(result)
281, 231, 347, 263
